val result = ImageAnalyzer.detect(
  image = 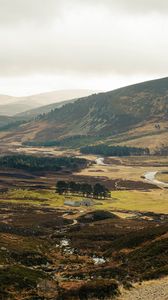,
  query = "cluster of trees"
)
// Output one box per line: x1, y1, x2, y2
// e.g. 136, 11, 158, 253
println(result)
0, 155, 87, 172
24, 135, 98, 148
154, 145, 168, 156
56, 180, 110, 199
80, 144, 150, 156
